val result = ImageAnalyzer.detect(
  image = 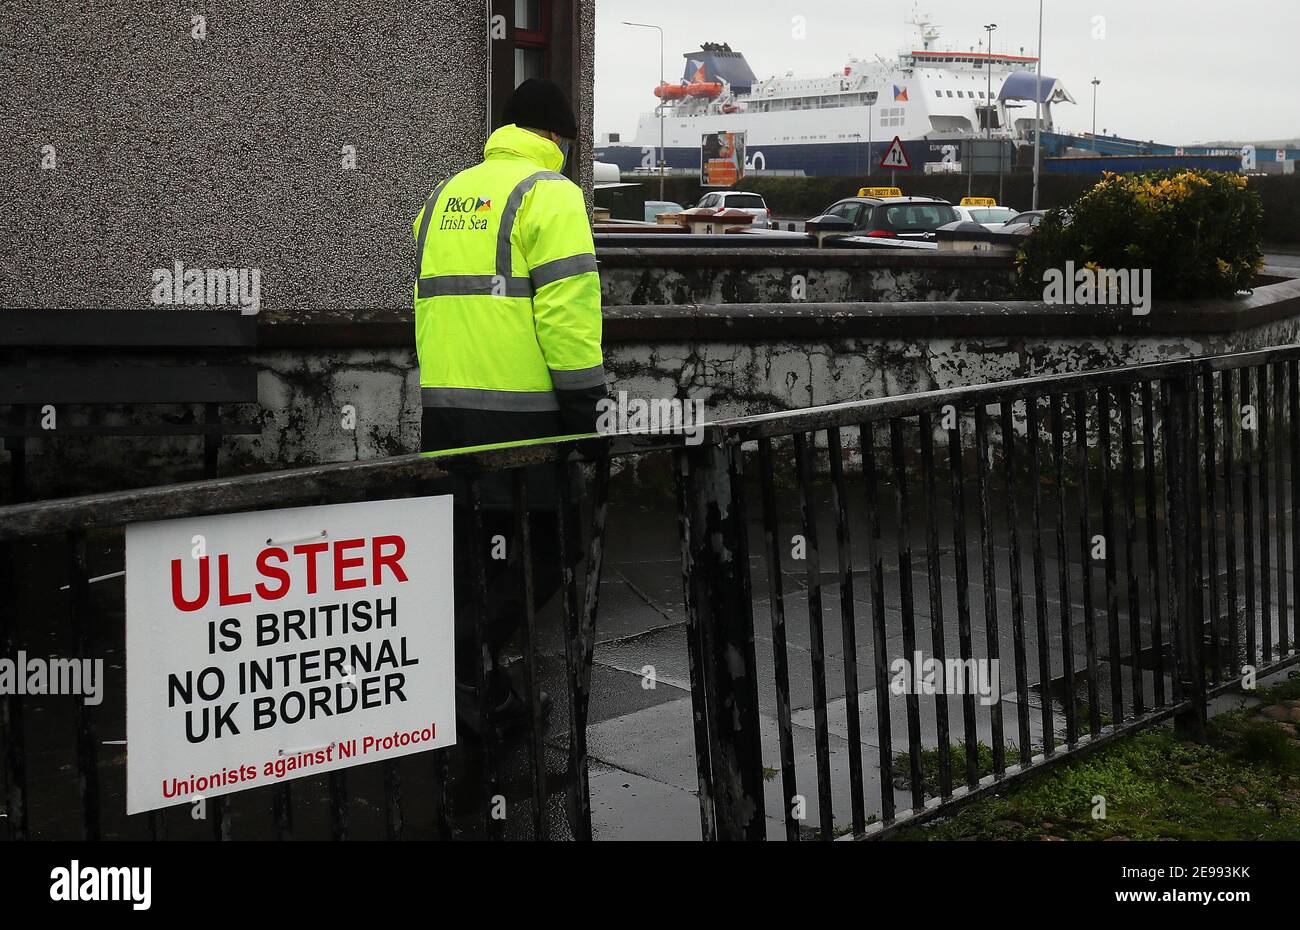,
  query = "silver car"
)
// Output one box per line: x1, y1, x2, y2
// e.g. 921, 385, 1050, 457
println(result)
644, 200, 685, 223
951, 205, 1022, 229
